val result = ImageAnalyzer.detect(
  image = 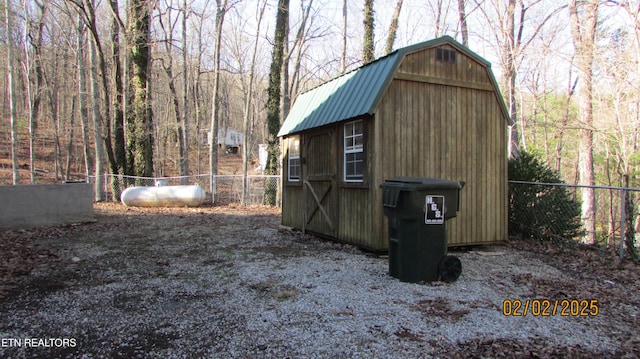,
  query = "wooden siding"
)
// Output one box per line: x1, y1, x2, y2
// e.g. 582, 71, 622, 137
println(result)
282, 44, 508, 250
281, 136, 303, 230
374, 47, 508, 246
337, 187, 376, 248
336, 118, 379, 249
305, 129, 338, 238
